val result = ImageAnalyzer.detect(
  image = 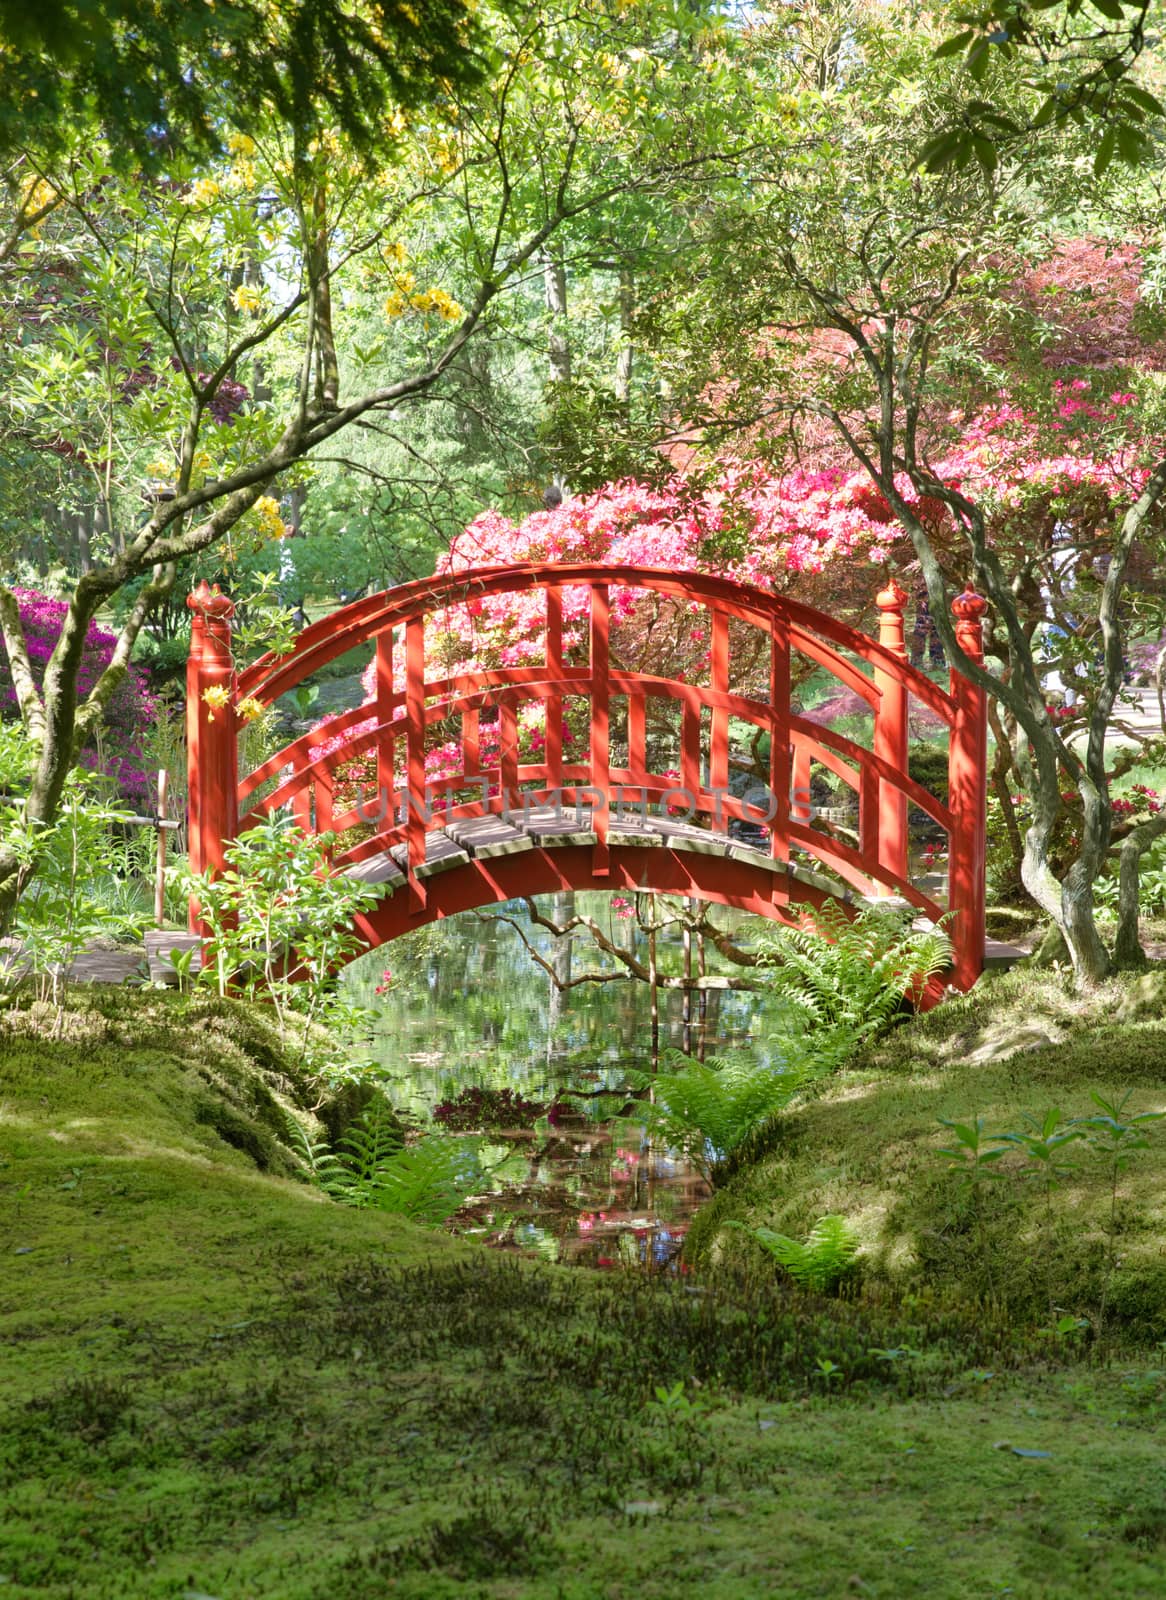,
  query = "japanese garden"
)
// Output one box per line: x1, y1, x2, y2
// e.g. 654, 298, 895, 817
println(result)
4, 1, 1166, 1595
